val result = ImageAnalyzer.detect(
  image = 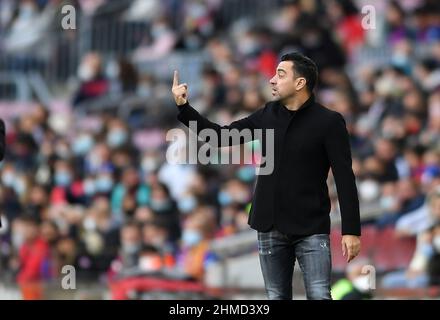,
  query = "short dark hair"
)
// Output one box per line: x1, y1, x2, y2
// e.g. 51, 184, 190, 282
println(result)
280, 52, 318, 93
